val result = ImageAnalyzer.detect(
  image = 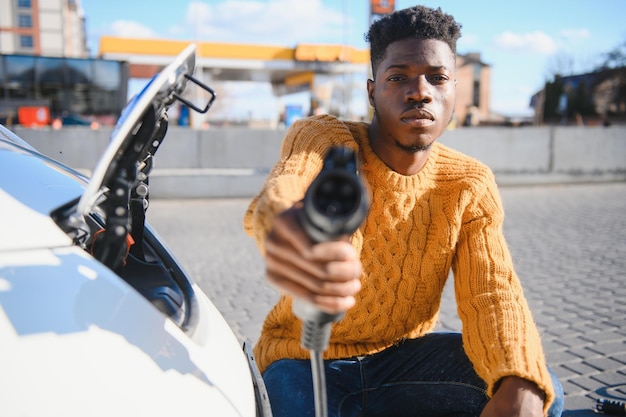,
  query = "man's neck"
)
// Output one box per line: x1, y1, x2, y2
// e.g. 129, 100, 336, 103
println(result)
368, 121, 432, 176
